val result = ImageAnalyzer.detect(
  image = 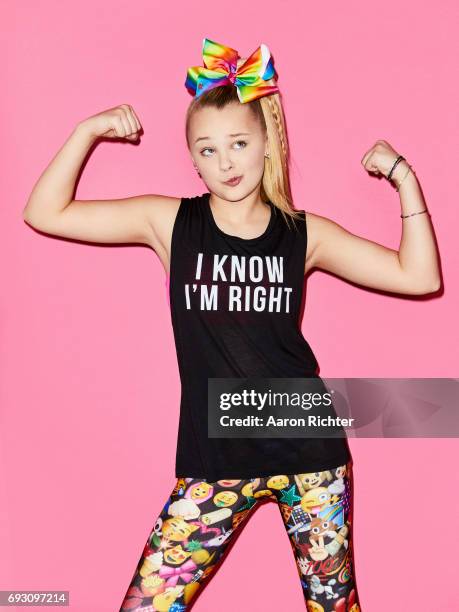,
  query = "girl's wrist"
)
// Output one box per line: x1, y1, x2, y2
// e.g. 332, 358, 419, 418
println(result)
390, 159, 417, 192
74, 120, 99, 144
390, 159, 410, 183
